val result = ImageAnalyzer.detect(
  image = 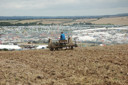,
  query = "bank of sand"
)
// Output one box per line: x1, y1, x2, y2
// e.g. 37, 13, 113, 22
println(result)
0, 44, 128, 85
